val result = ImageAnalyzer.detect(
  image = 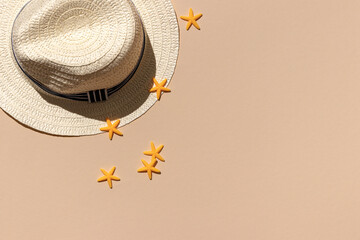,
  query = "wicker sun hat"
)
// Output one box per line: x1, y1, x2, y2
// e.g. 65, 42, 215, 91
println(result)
0, 0, 179, 136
